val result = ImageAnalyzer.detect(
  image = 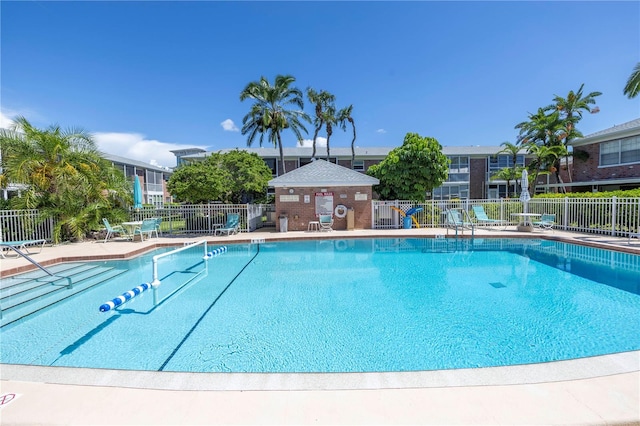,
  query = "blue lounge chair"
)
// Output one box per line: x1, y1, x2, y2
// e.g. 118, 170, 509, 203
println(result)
102, 218, 132, 242
319, 214, 334, 231
0, 239, 47, 258
533, 214, 556, 230
472, 205, 508, 229
215, 213, 240, 236
133, 219, 159, 241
